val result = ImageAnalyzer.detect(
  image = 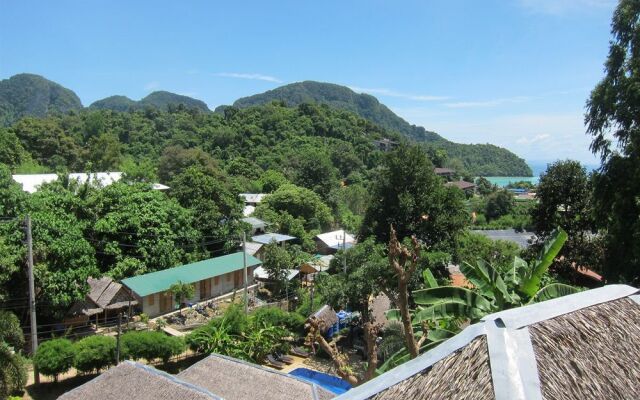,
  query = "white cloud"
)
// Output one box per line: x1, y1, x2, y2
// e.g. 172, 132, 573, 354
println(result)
214, 72, 283, 83
443, 96, 530, 108
144, 81, 160, 91
517, 0, 616, 15
348, 86, 449, 101
390, 107, 599, 163
516, 133, 551, 144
